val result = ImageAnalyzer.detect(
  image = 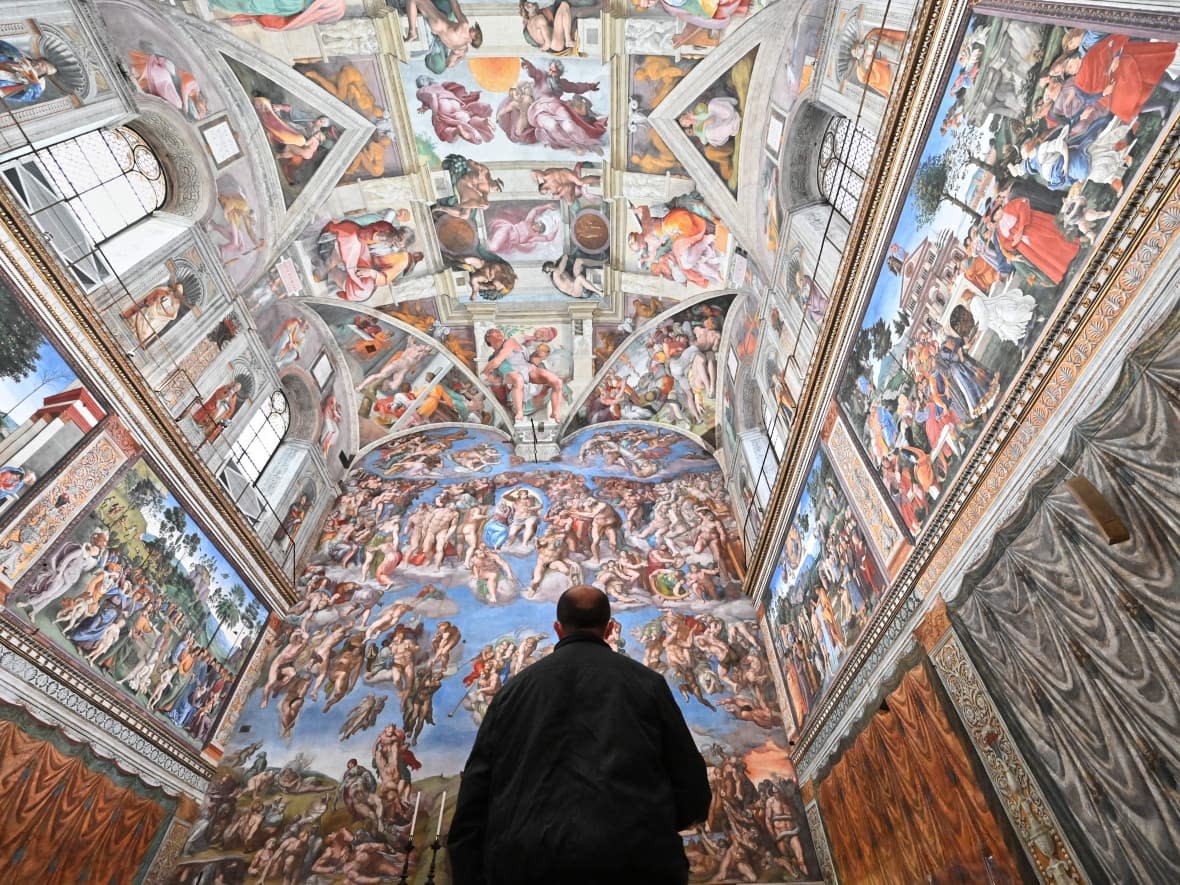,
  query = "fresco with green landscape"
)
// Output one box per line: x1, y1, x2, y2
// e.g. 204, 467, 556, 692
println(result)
9, 458, 268, 748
